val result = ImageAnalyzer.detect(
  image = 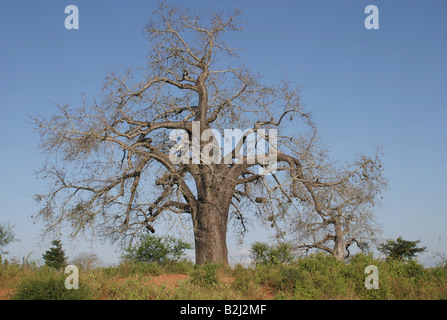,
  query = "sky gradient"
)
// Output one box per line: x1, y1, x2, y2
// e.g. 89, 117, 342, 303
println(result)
1, 0, 446, 266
